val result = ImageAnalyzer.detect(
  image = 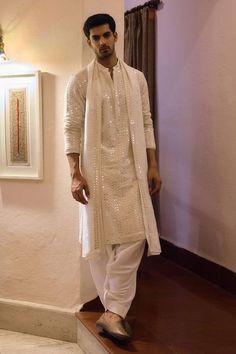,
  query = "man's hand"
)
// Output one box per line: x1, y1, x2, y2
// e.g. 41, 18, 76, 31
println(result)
71, 174, 90, 205
66, 153, 90, 204
147, 166, 162, 196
